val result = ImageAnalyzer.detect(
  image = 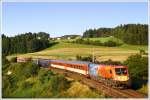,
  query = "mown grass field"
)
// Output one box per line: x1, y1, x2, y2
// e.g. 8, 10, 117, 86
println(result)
8, 40, 148, 62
